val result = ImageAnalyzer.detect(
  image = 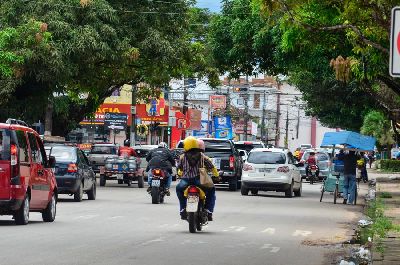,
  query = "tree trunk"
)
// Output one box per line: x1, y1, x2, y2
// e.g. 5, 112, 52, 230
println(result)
44, 97, 54, 136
